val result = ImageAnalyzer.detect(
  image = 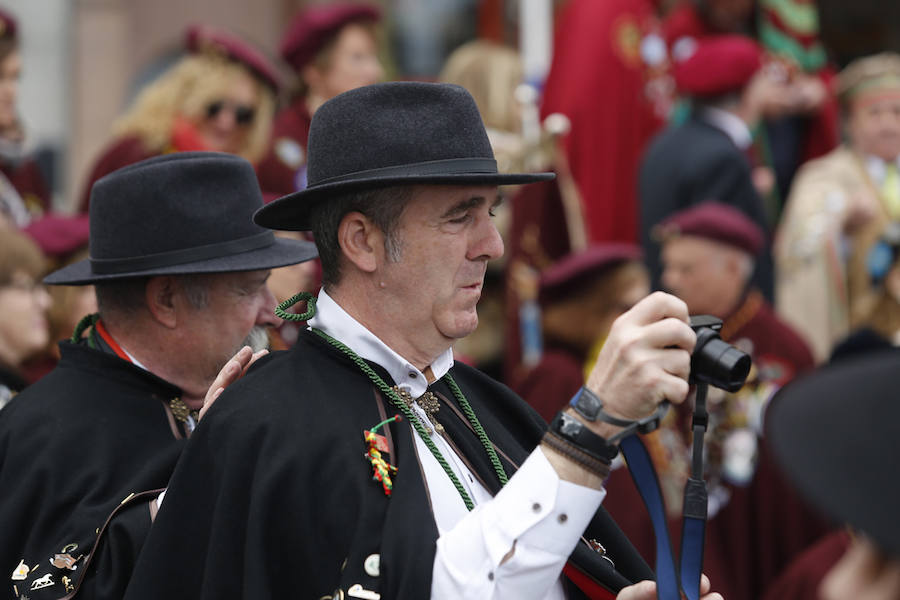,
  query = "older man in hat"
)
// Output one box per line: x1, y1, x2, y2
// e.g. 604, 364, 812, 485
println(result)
125, 83, 723, 600
657, 201, 823, 600
639, 35, 775, 300
0, 152, 317, 599
776, 52, 900, 363
256, 2, 382, 198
